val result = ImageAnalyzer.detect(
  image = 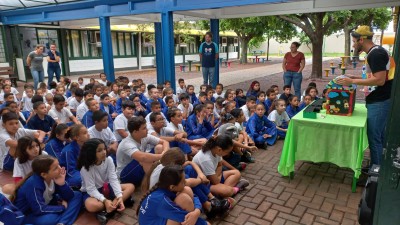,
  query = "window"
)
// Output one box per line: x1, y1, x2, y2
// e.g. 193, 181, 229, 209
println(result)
111, 32, 118, 56
0, 27, 6, 63
125, 33, 132, 55
142, 32, 155, 56
71, 30, 81, 57
81, 31, 89, 57
66, 29, 136, 59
